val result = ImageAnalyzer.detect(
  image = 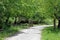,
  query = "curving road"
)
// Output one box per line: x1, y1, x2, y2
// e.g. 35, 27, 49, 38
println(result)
5, 25, 52, 40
